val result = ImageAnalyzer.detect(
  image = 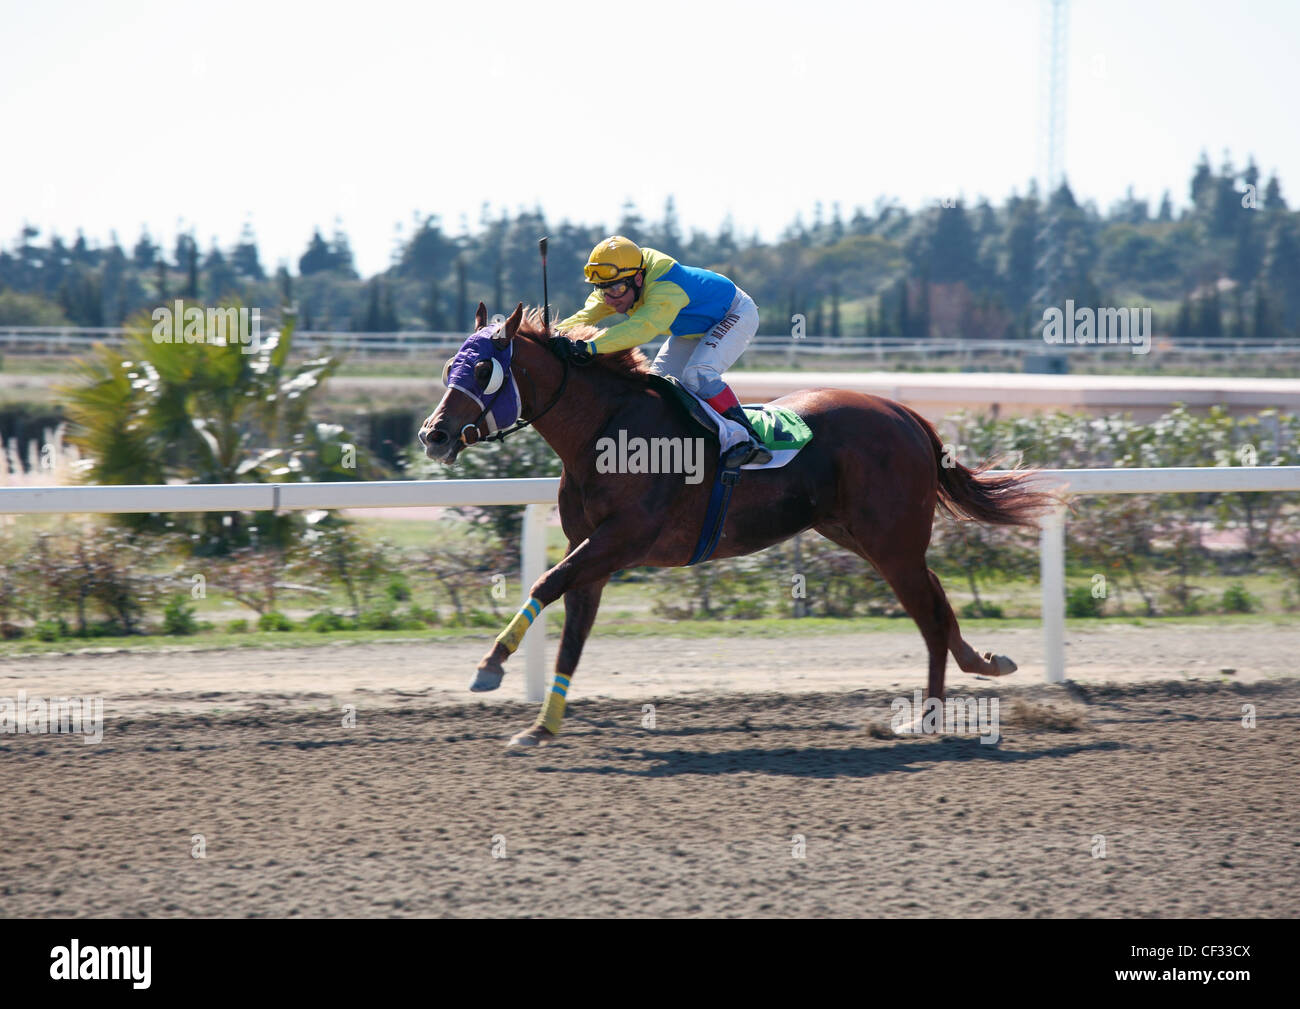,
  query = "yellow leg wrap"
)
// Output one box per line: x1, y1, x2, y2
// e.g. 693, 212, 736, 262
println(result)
496, 596, 543, 654
537, 672, 571, 735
